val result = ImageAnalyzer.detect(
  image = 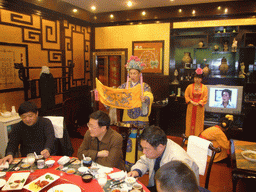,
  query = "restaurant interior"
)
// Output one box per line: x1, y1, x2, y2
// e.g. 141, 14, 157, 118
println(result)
0, 0, 256, 191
